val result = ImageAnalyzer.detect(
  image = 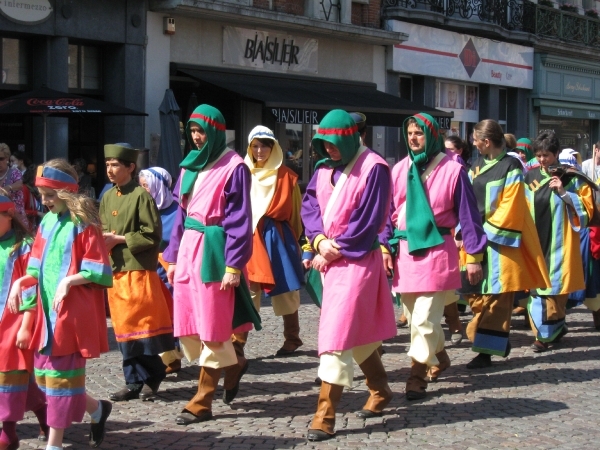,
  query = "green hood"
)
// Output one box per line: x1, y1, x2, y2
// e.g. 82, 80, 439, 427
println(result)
180, 104, 227, 196
312, 109, 360, 169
